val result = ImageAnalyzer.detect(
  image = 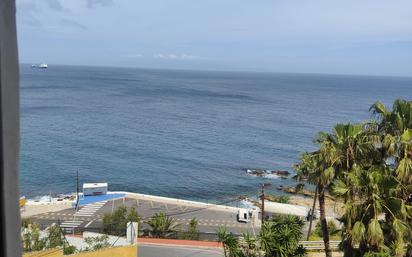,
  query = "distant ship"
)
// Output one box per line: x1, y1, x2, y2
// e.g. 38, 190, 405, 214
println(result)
31, 63, 48, 69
